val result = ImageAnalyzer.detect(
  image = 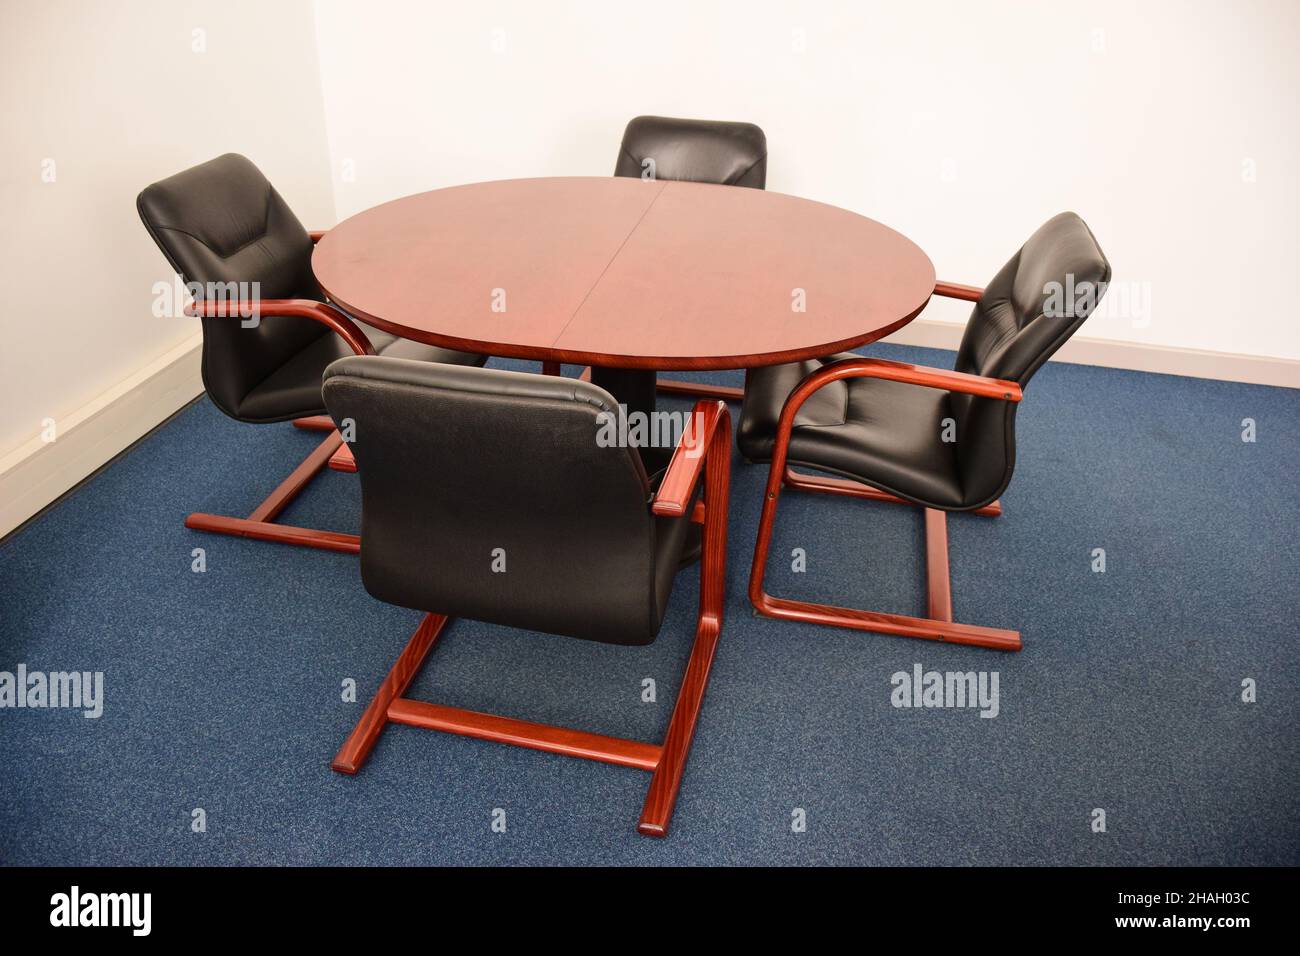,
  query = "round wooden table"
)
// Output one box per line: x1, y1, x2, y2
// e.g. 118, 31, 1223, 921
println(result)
313, 176, 936, 461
